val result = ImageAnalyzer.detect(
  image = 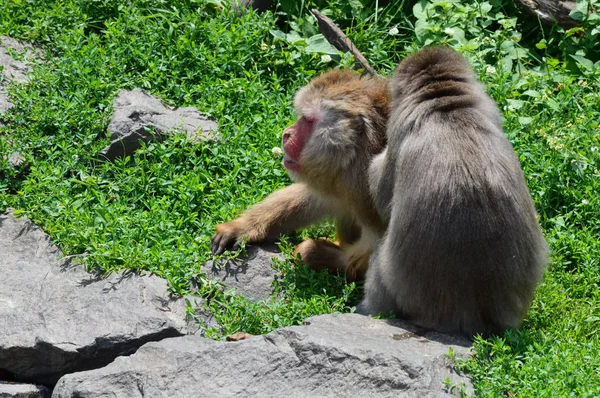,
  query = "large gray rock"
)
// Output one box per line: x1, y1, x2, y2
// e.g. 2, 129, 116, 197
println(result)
0, 382, 51, 398
0, 36, 41, 114
203, 244, 282, 300
53, 313, 472, 398
0, 210, 188, 386
99, 89, 219, 160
